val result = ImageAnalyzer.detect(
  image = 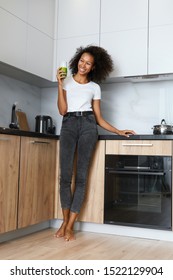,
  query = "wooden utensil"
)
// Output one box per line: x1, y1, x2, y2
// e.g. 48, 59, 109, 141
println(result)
16, 110, 30, 131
